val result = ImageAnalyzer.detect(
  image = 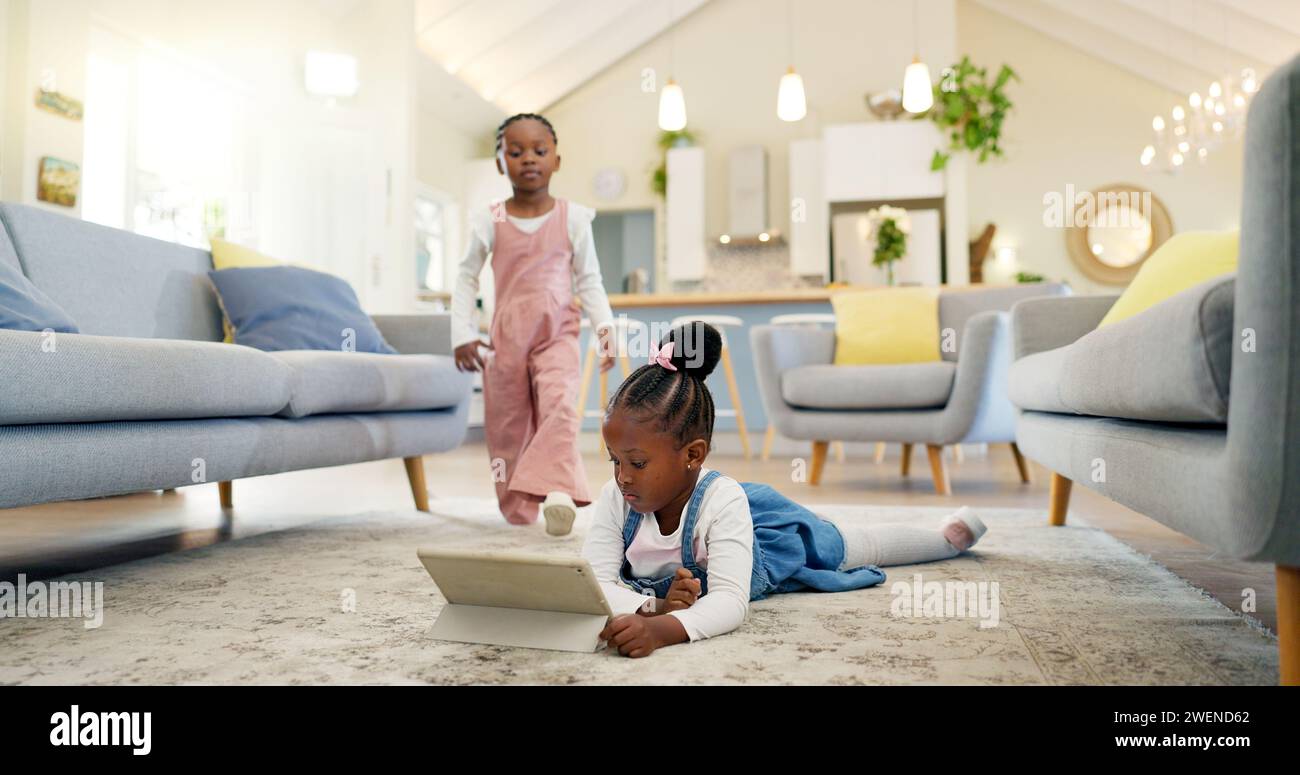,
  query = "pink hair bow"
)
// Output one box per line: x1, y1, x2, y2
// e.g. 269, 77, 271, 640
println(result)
649, 341, 677, 371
